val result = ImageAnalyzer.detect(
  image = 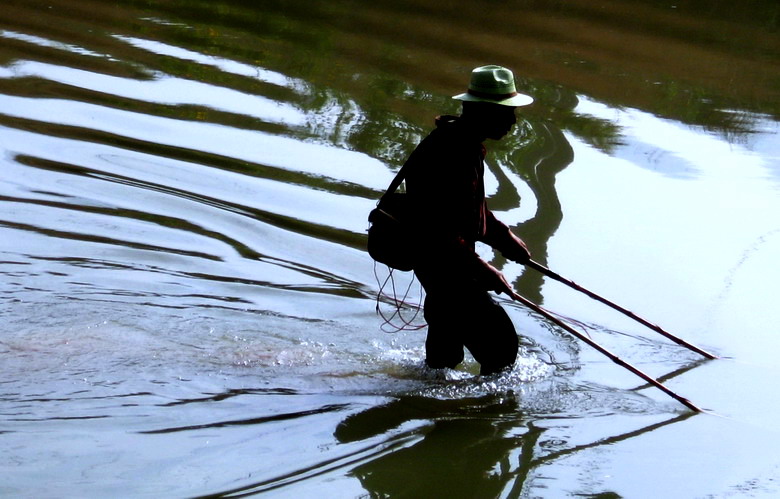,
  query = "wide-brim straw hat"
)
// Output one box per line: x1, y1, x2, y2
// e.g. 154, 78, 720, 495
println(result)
453, 65, 533, 107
